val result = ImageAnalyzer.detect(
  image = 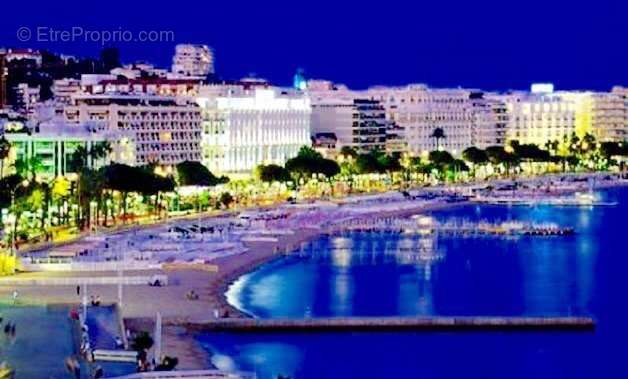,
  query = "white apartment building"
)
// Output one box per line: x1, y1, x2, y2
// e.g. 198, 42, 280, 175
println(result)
364, 85, 505, 154
309, 83, 505, 156
612, 86, 628, 141
493, 86, 626, 146
15, 83, 40, 116
52, 78, 82, 105
64, 94, 202, 166
196, 87, 311, 173
172, 44, 214, 78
